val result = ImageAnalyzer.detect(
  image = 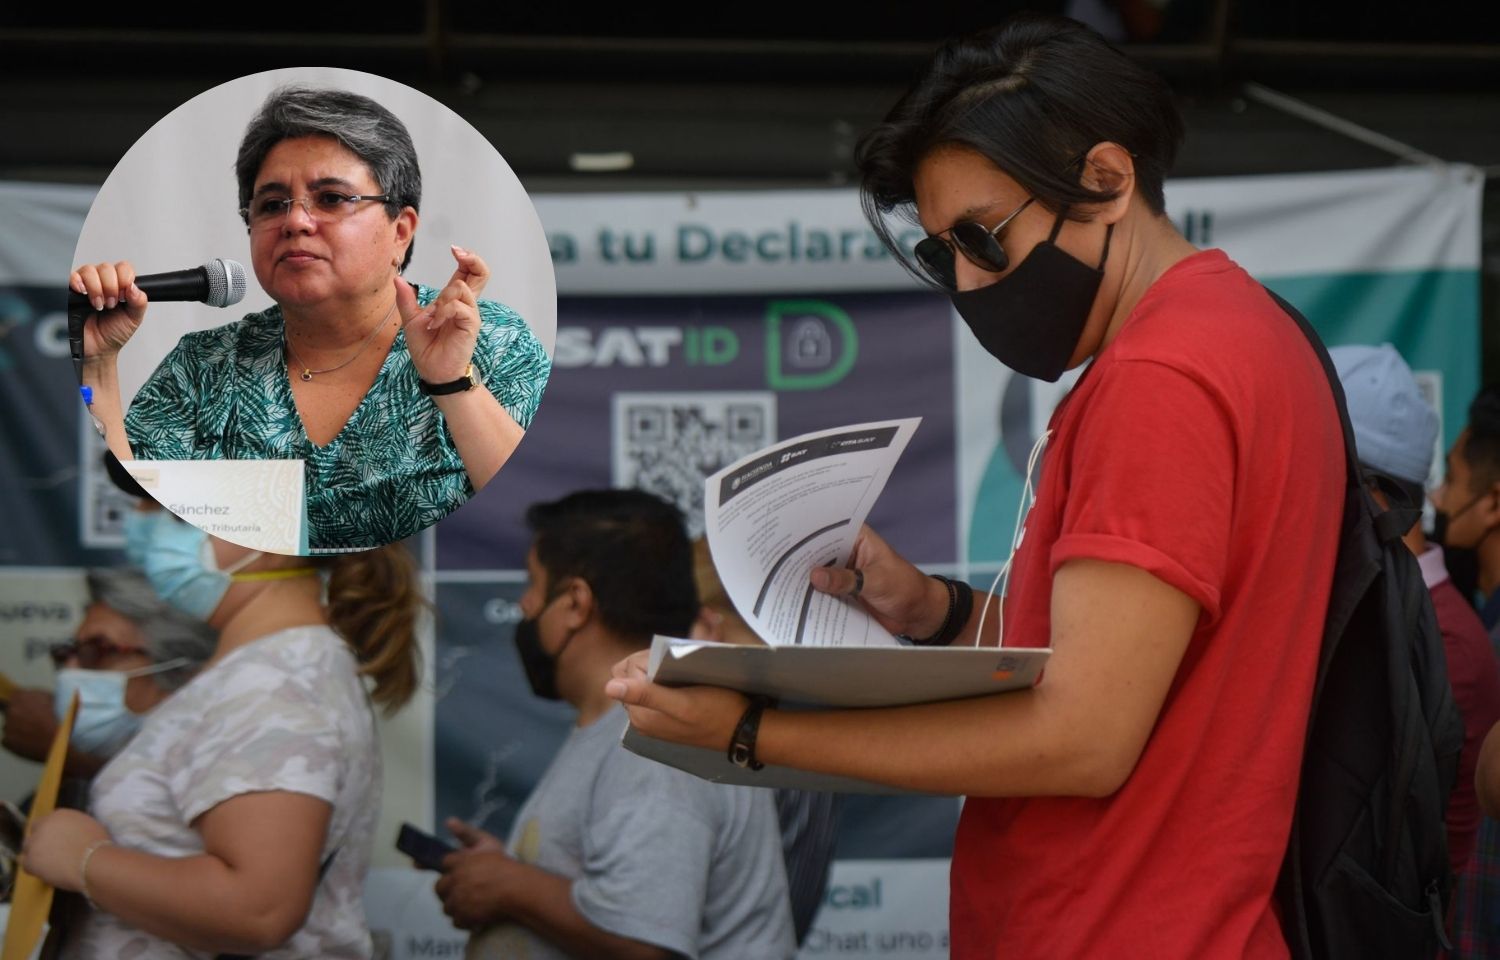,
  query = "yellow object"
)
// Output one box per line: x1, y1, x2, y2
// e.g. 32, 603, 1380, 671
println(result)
2, 690, 79, 960
0, 671, 16, 705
